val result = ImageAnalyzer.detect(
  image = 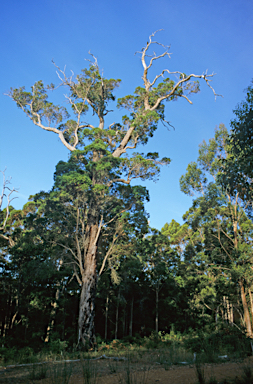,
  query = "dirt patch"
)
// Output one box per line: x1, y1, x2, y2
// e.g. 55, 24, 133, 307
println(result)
0, 356, 252, 383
